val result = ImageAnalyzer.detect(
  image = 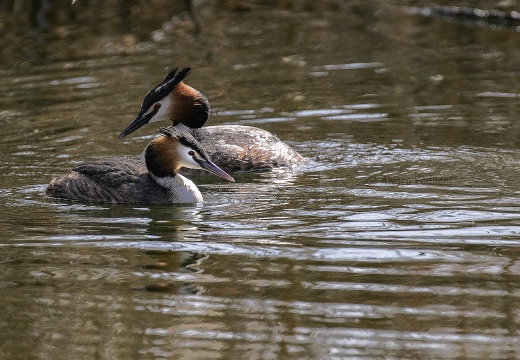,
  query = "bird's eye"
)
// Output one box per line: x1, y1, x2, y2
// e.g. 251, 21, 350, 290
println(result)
154, 103, 161, 110
188, 150, 195, 156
